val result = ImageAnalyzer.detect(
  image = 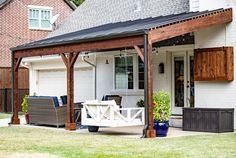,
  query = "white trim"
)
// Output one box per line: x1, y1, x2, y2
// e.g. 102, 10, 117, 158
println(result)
28, 5, 53, 30
171, 52, 187, 115
28, 5, 53, 10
